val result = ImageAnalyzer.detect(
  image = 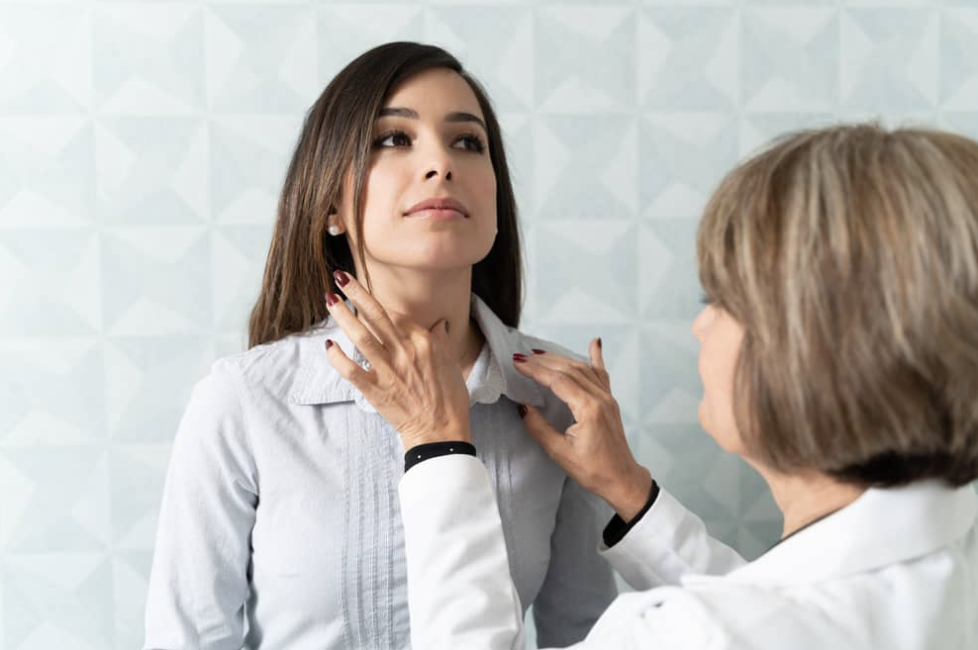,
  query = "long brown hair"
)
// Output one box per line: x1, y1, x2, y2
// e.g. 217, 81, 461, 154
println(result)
248, 42, 523, 348
698, 124, 978, 487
